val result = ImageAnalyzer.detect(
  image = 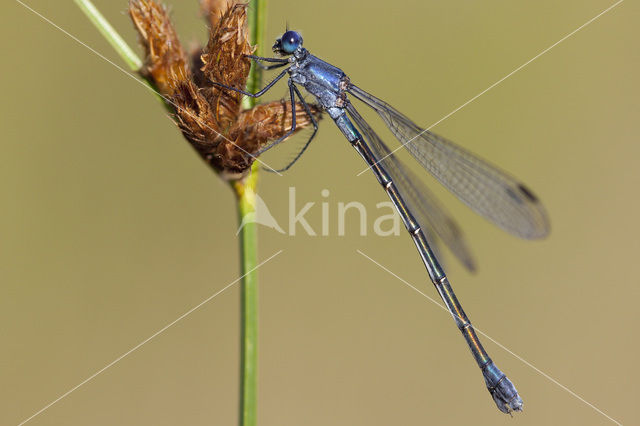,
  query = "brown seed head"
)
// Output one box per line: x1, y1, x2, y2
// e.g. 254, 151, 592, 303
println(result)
130, 0, 323, 179
230, 101, 322, 155
200, 0, 237, 30
200, 3, 252, 129
129, 0, 188, 95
